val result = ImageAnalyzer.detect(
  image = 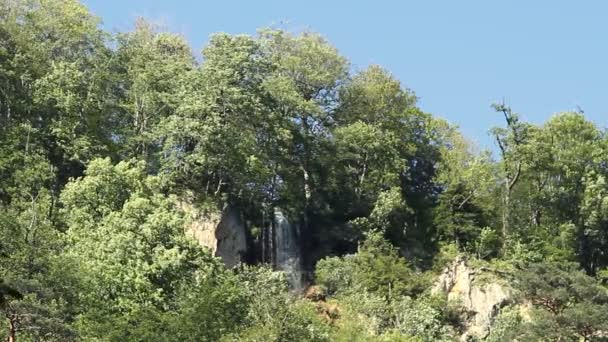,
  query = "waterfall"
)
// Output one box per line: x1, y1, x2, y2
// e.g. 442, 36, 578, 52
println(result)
273, 208, 303, 290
